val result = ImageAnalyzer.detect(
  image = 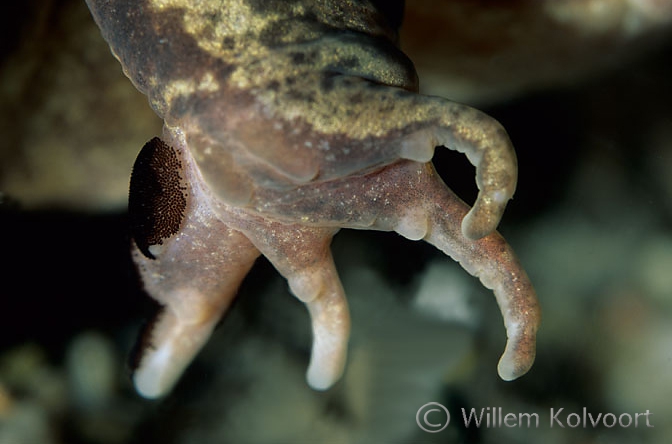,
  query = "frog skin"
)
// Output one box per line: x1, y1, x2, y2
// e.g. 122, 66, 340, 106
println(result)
85, 0, 540, 399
